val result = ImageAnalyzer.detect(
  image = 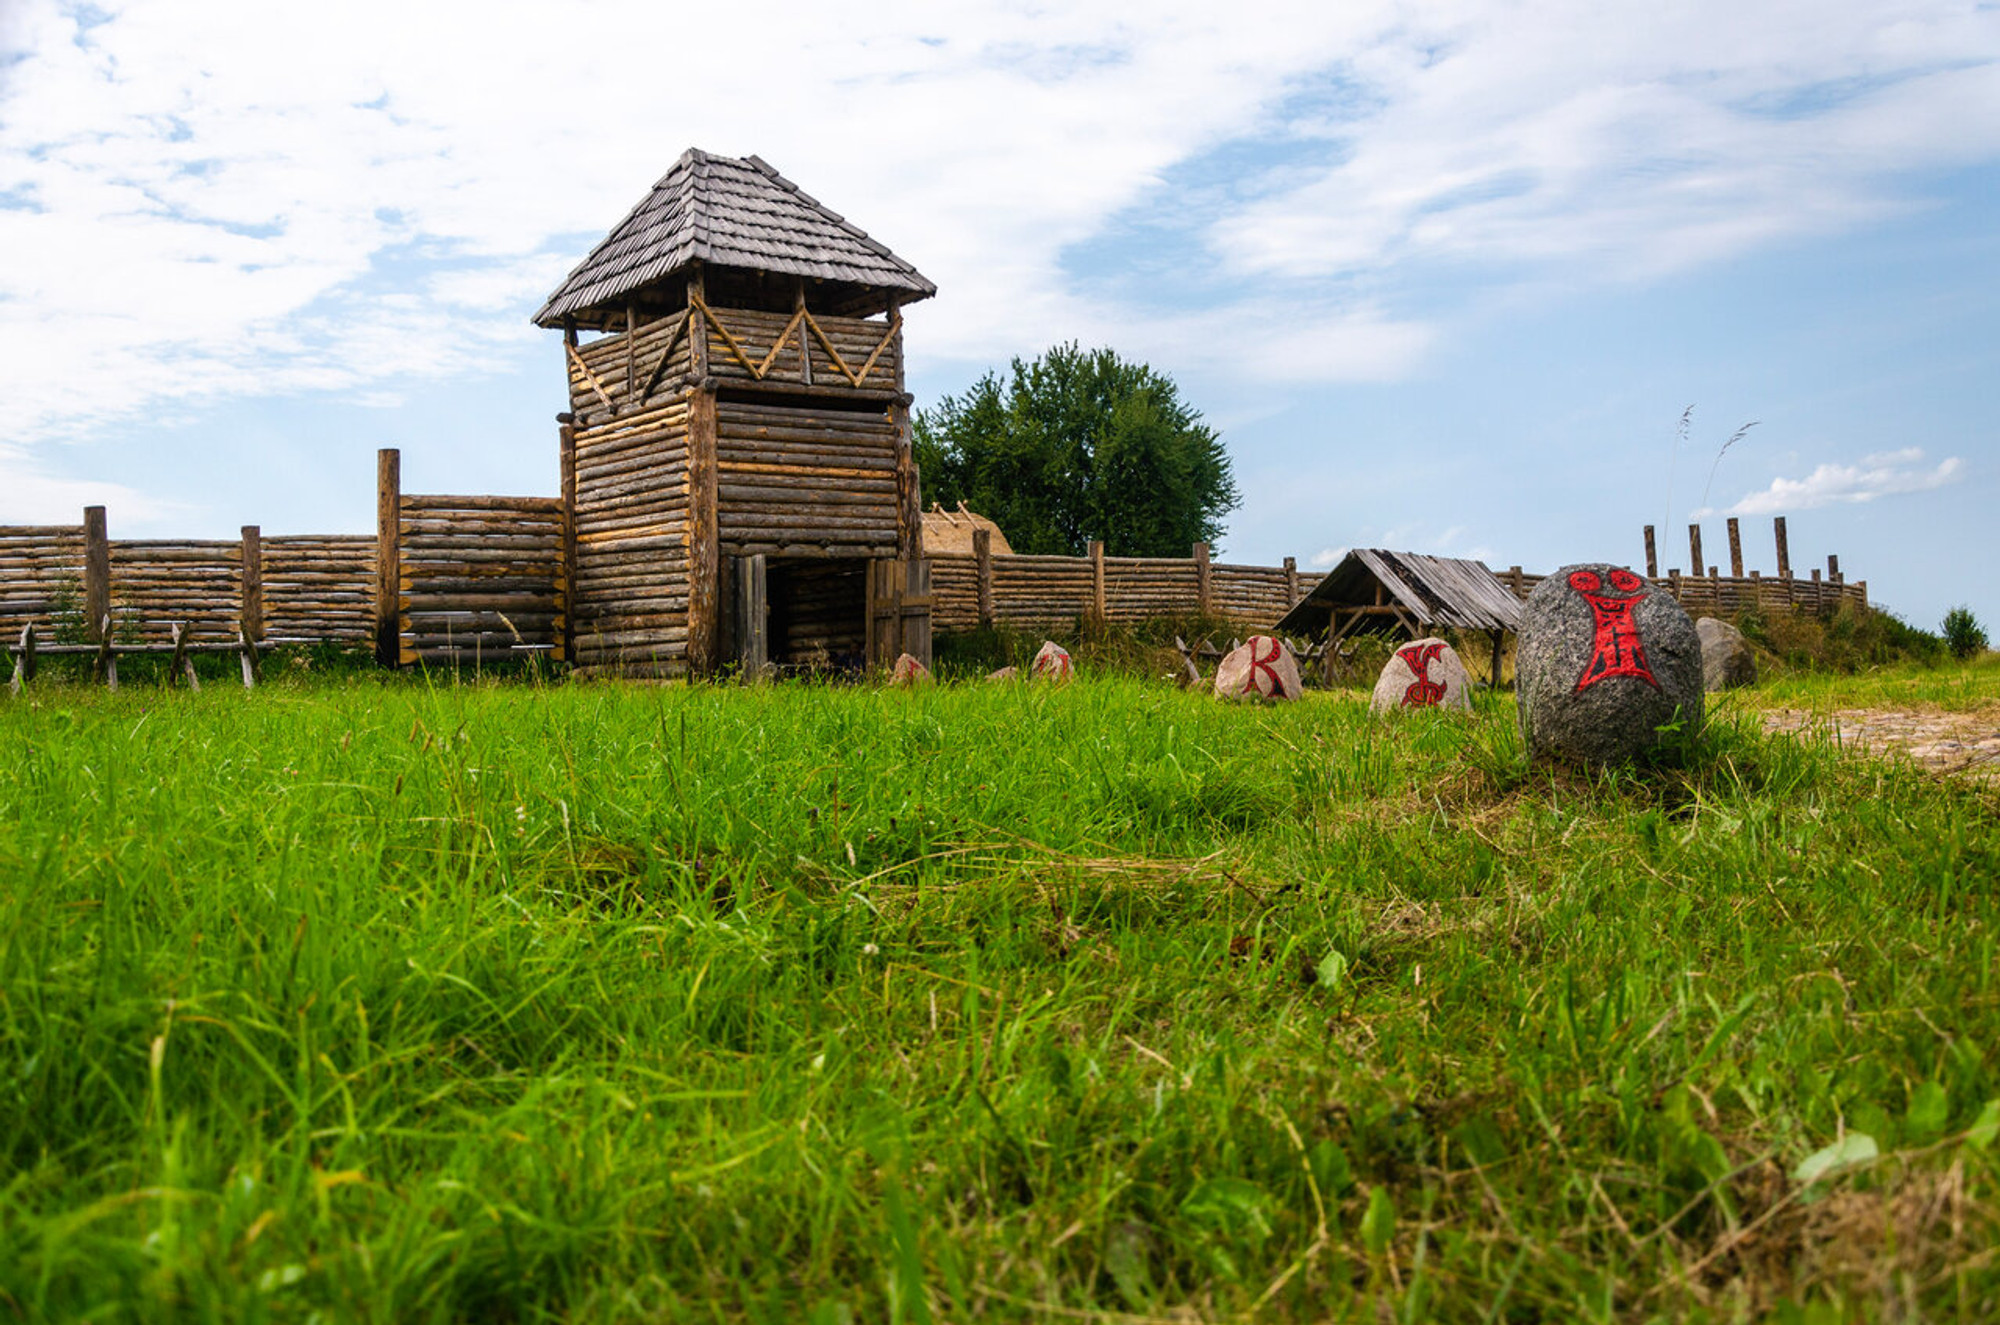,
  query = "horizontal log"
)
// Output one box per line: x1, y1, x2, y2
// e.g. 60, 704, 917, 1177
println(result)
403, 495, 561, 514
